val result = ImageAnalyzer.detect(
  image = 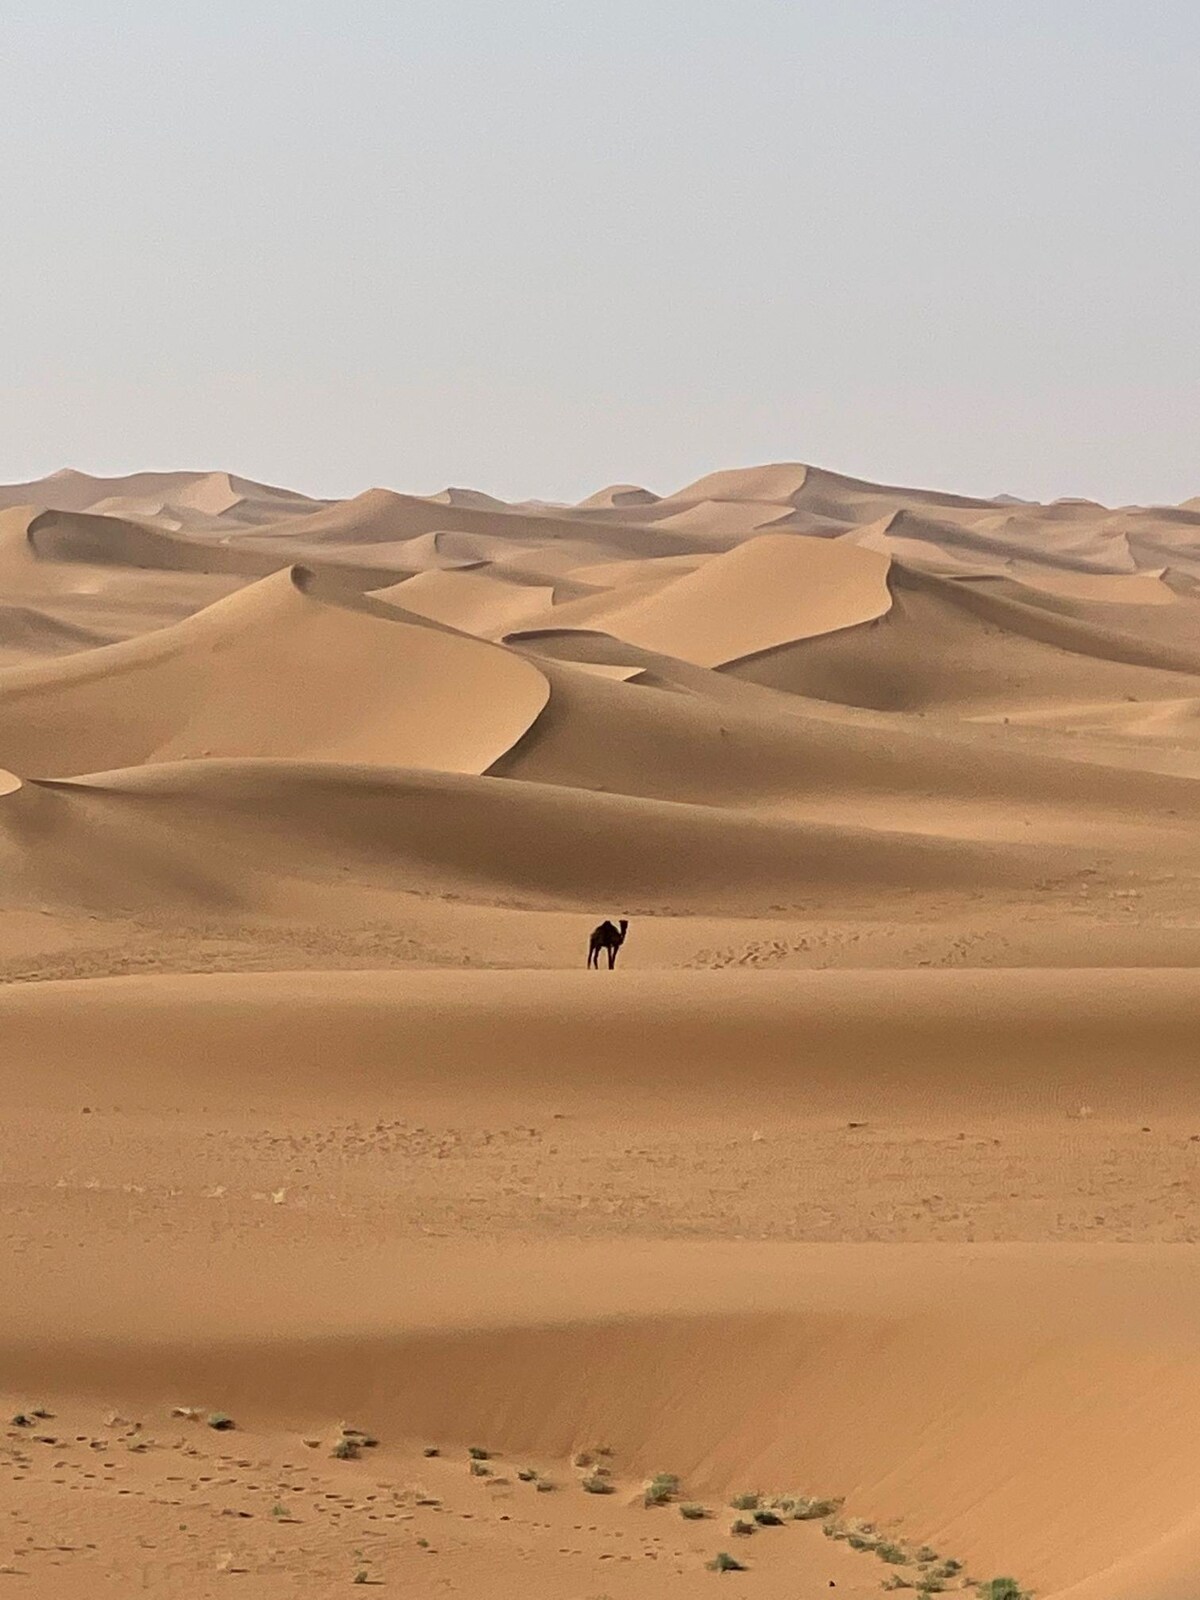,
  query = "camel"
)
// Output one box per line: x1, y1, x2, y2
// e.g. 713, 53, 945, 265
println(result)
587, 918, 628, 969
